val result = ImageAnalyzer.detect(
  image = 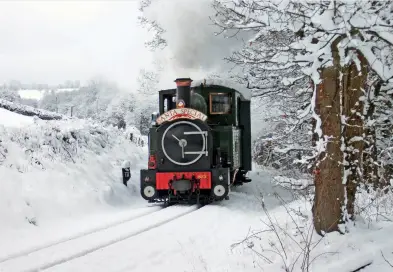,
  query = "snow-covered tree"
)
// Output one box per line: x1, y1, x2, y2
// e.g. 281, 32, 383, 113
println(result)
106, 92, 137, 128
39, 78, 120, 121
132, 69, 159, 135
213, 0, 393, 234
0, 88, 22, 103
138, 0, 167, 51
